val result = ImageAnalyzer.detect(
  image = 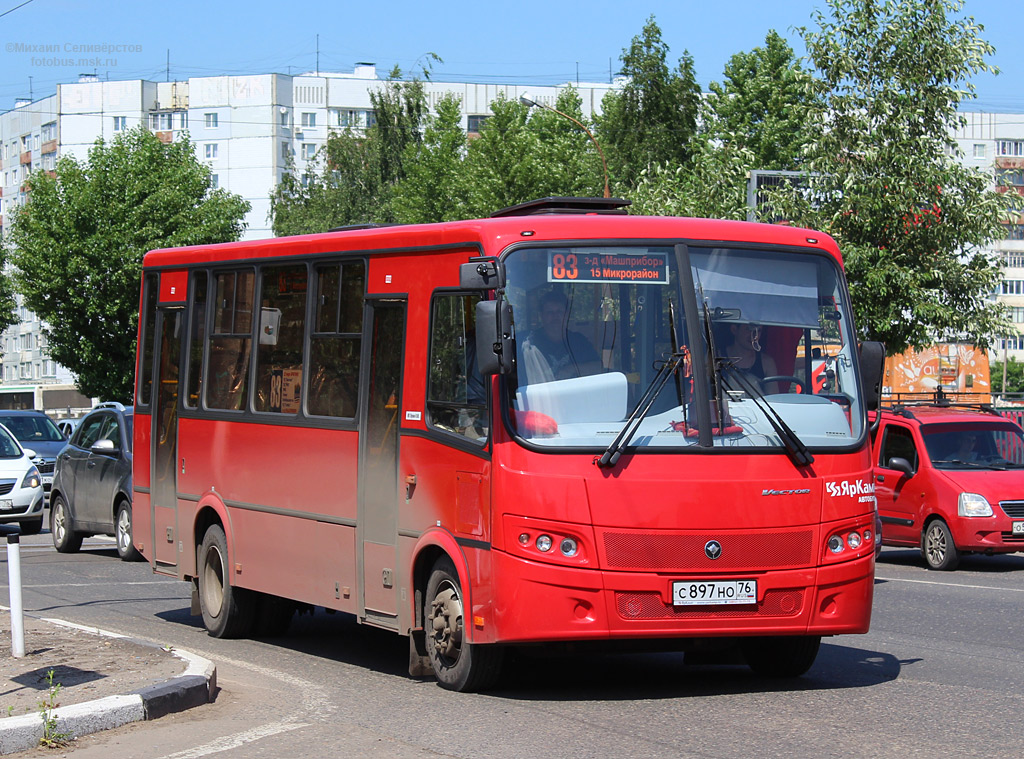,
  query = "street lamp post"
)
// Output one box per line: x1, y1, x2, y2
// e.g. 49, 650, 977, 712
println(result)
519, 95, 610, 199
